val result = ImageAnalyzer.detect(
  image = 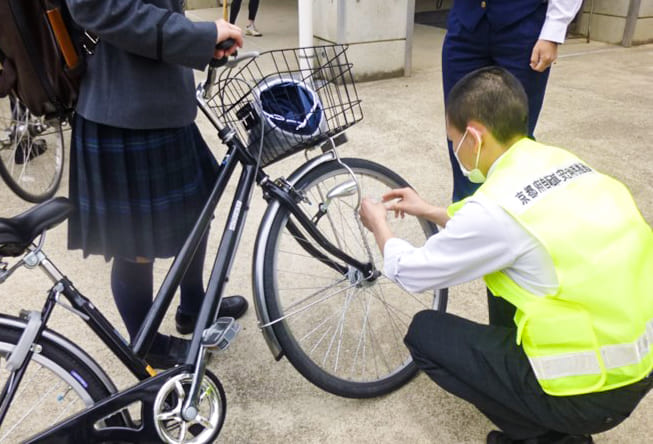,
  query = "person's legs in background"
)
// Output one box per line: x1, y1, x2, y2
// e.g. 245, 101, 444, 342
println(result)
228, 0, 242, 24
442, 14, 492, 202
229, 0, 262, 36
487, 289, 516, 328
491, 3, 550, 138
245, 0, 262, 36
